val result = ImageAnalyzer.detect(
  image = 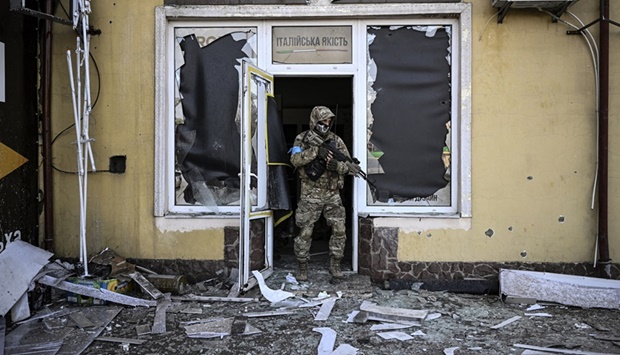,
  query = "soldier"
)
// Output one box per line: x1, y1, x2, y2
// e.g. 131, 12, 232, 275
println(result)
289, 106, 354, 280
